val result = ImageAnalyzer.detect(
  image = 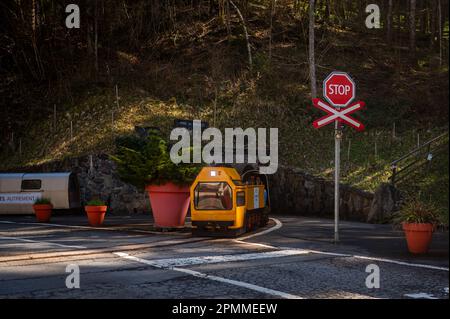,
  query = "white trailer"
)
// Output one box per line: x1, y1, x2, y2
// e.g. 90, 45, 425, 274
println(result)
0, 172, 81, 214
